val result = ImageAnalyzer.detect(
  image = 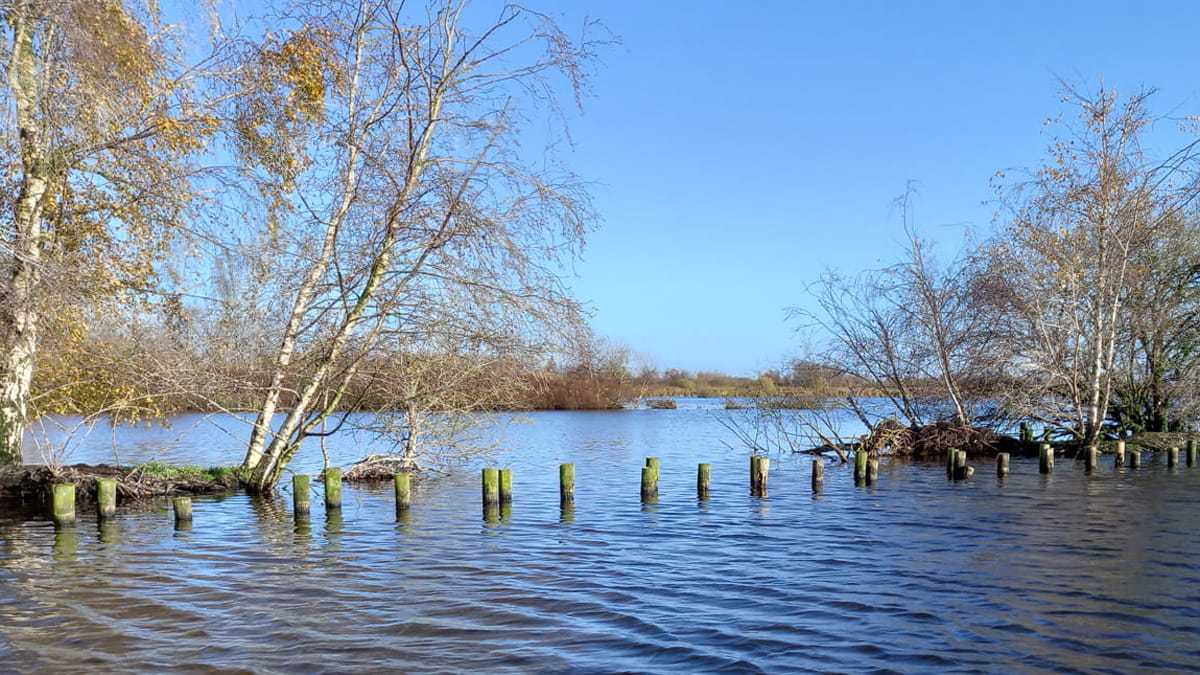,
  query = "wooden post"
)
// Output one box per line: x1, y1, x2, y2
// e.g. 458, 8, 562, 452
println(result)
293, 474, 311, 515
645, 457, 660, 471
173, 496, 193, 523
641, 466, 658, 501
499, 468, 513, 504
1114, 440, 1126, 467
946, 447, 956, 479
559, 463, 574, 506
96, 478, 117, 519
324, 467, 342, 511
750, 455, 770, 496
1129, 449, 1141, 469
996, 452, 1010, 477
811, 458, 824, 492
1167, 446, 1179, 469
854, 449, 868, 482
953, 450, 972, 480
1019, 422, 1032, 443
481, 468, 500, 506
1086, 446, 1099, 472
51, 483, 75, 525
1187, 439, 1197, 467
394, 472, 411, 512
1039, 443, 1053, 474
697, 463, 711, 500
866, 458, 879, 485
